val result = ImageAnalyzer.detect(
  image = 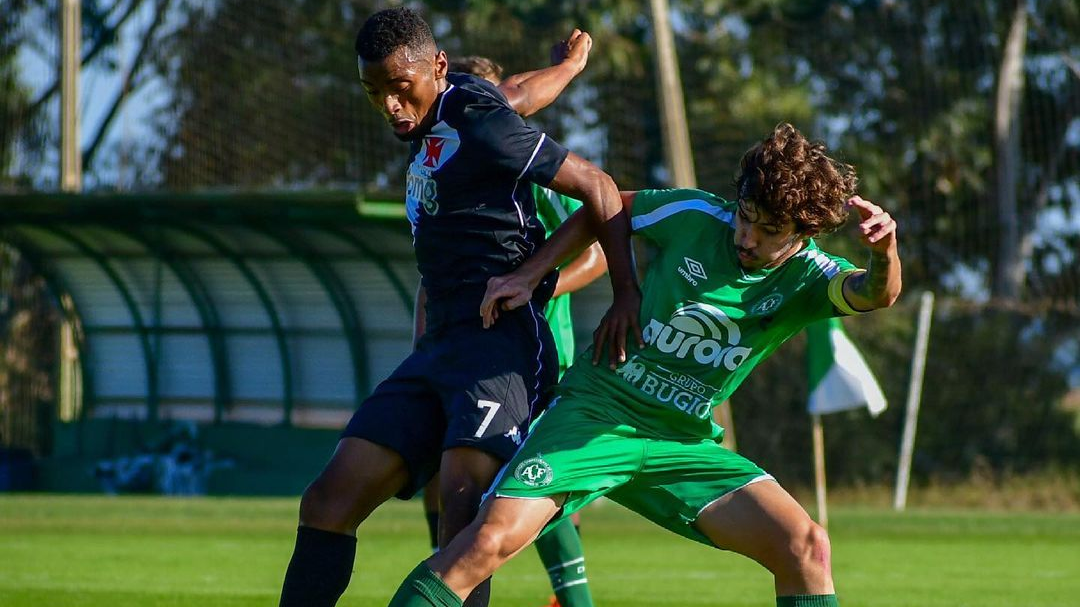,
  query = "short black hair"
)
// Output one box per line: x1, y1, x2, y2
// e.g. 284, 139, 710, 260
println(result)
355, 7, 436, 62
